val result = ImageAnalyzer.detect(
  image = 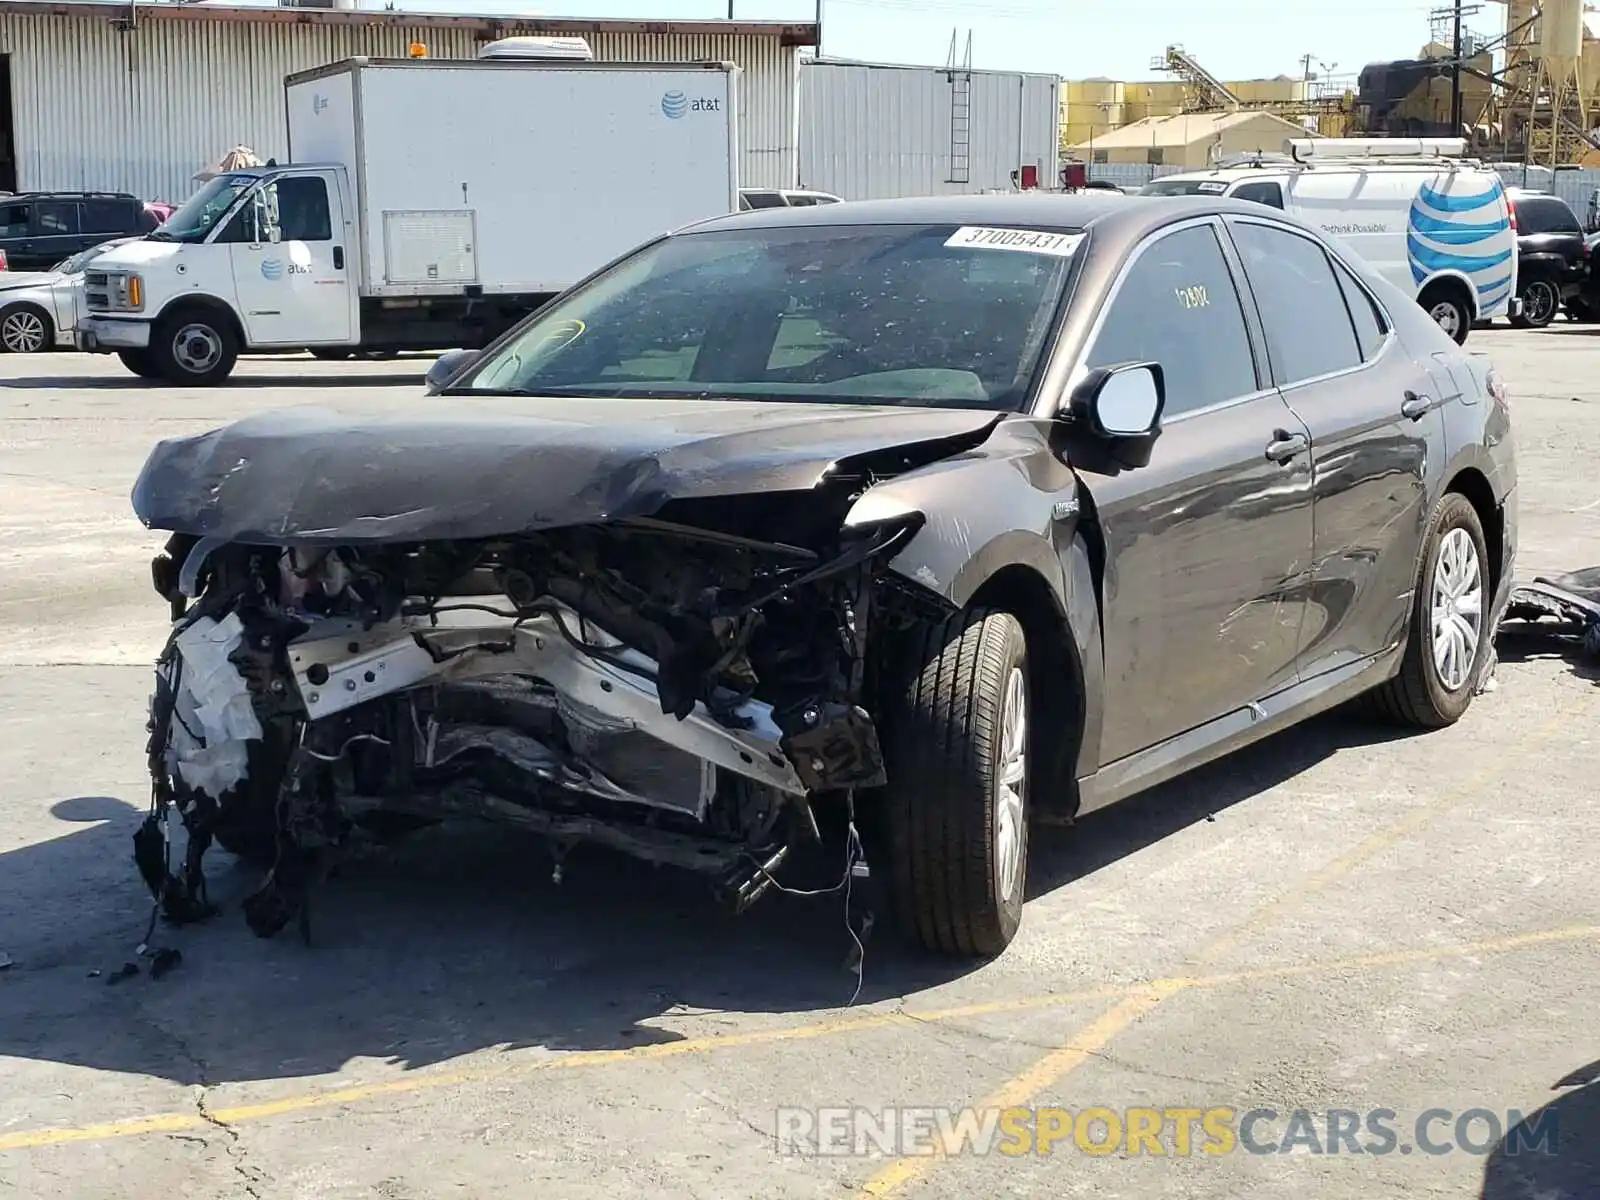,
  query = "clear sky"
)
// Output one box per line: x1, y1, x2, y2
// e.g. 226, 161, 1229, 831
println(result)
369, 0, 1481, 81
